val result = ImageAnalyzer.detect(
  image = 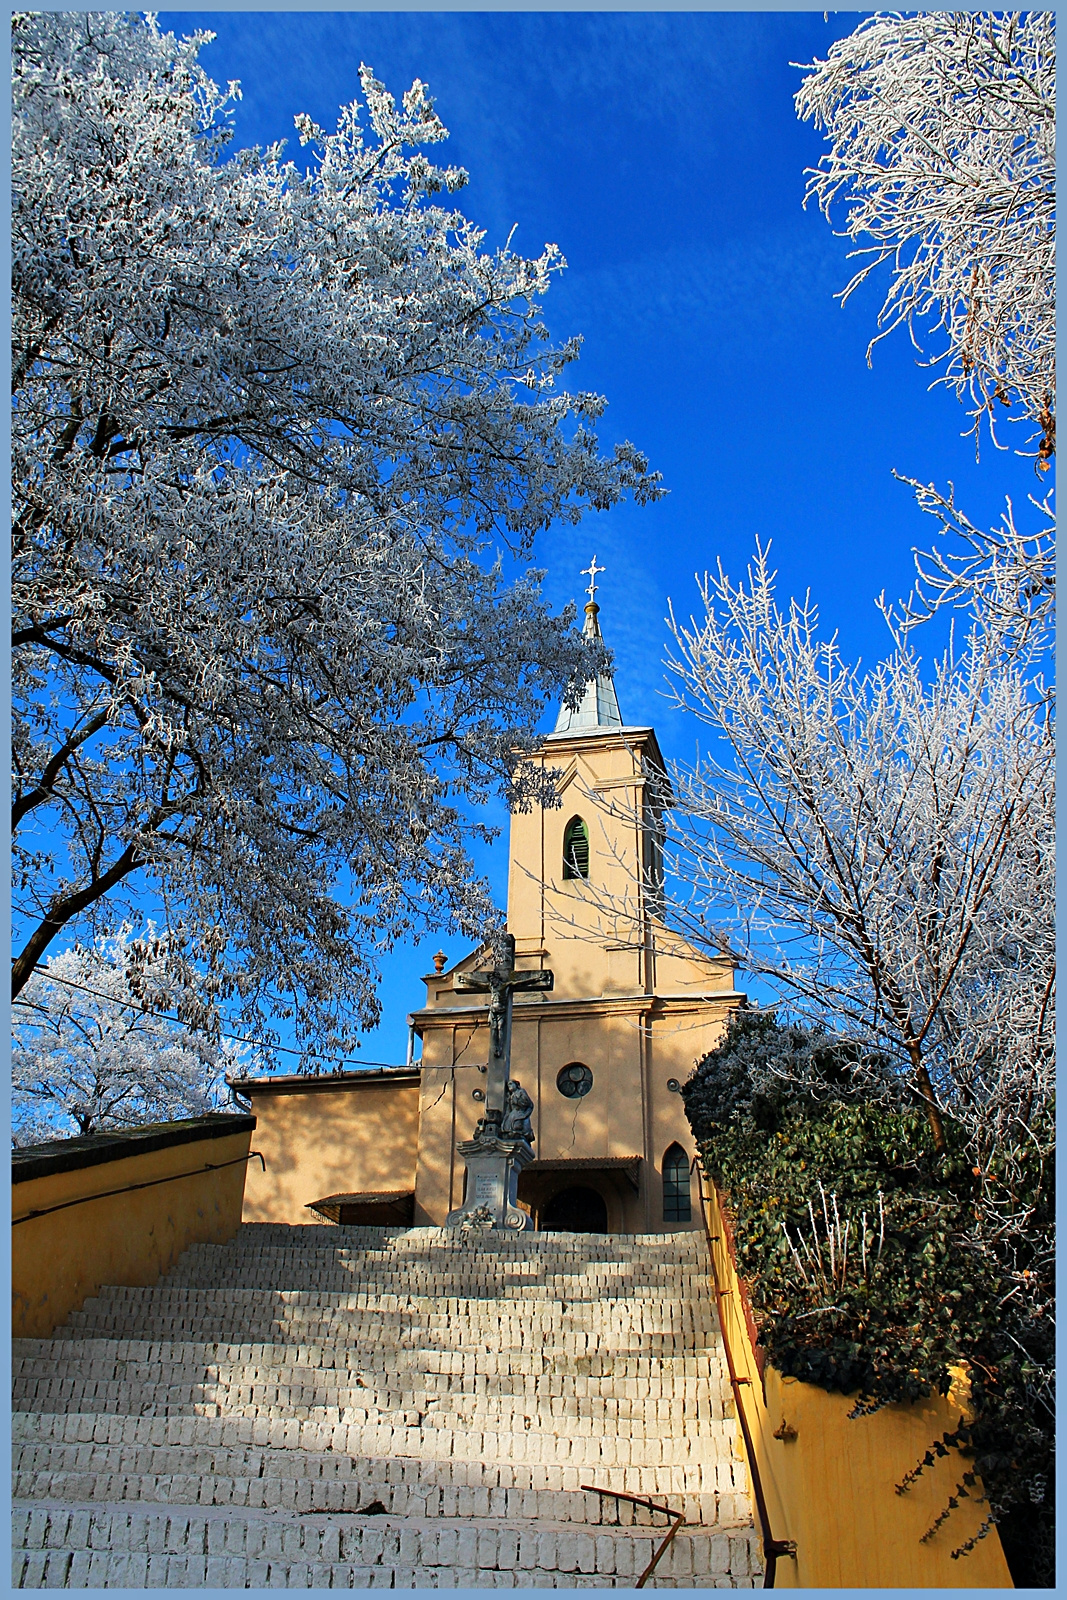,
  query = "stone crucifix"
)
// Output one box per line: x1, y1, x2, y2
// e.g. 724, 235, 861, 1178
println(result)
456, 933, 552, 1138
445, 932, 553, 1231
